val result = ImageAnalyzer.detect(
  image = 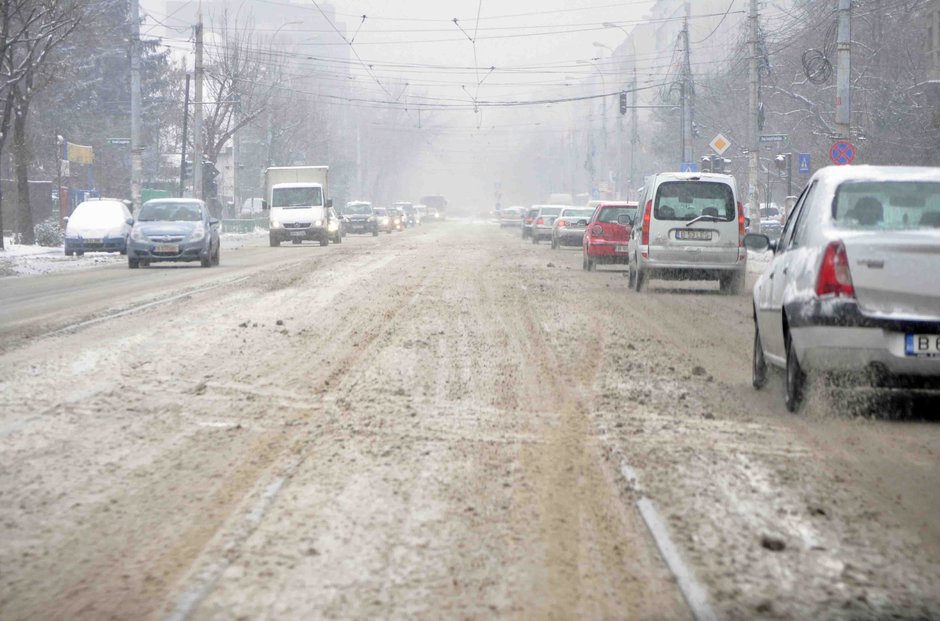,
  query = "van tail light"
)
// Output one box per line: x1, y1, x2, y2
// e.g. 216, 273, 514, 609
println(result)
641, 199, 652, 257
816, 241, 855, 298
590, 224, 604, 237
737, 201, 746, 246
536, 218, 544, 225
558, 220, 568, 228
